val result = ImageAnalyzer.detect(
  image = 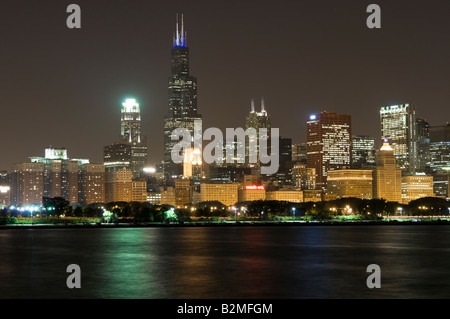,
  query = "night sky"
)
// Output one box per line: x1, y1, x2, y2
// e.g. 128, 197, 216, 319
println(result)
1, 0, 449, 171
